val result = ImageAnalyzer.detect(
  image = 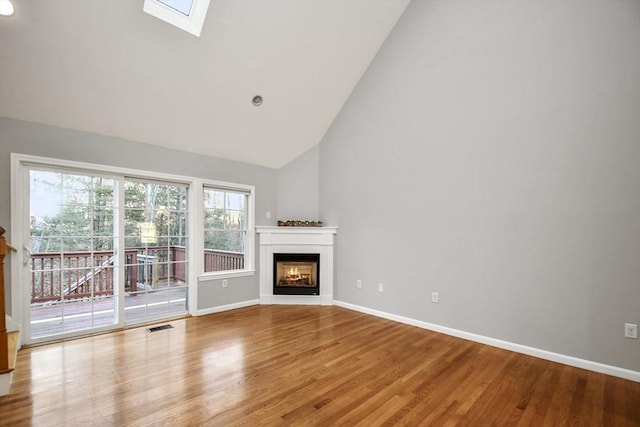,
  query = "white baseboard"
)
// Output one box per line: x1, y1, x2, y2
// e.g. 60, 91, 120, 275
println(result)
196, 299, 259, 316
334, 300, 640, 383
